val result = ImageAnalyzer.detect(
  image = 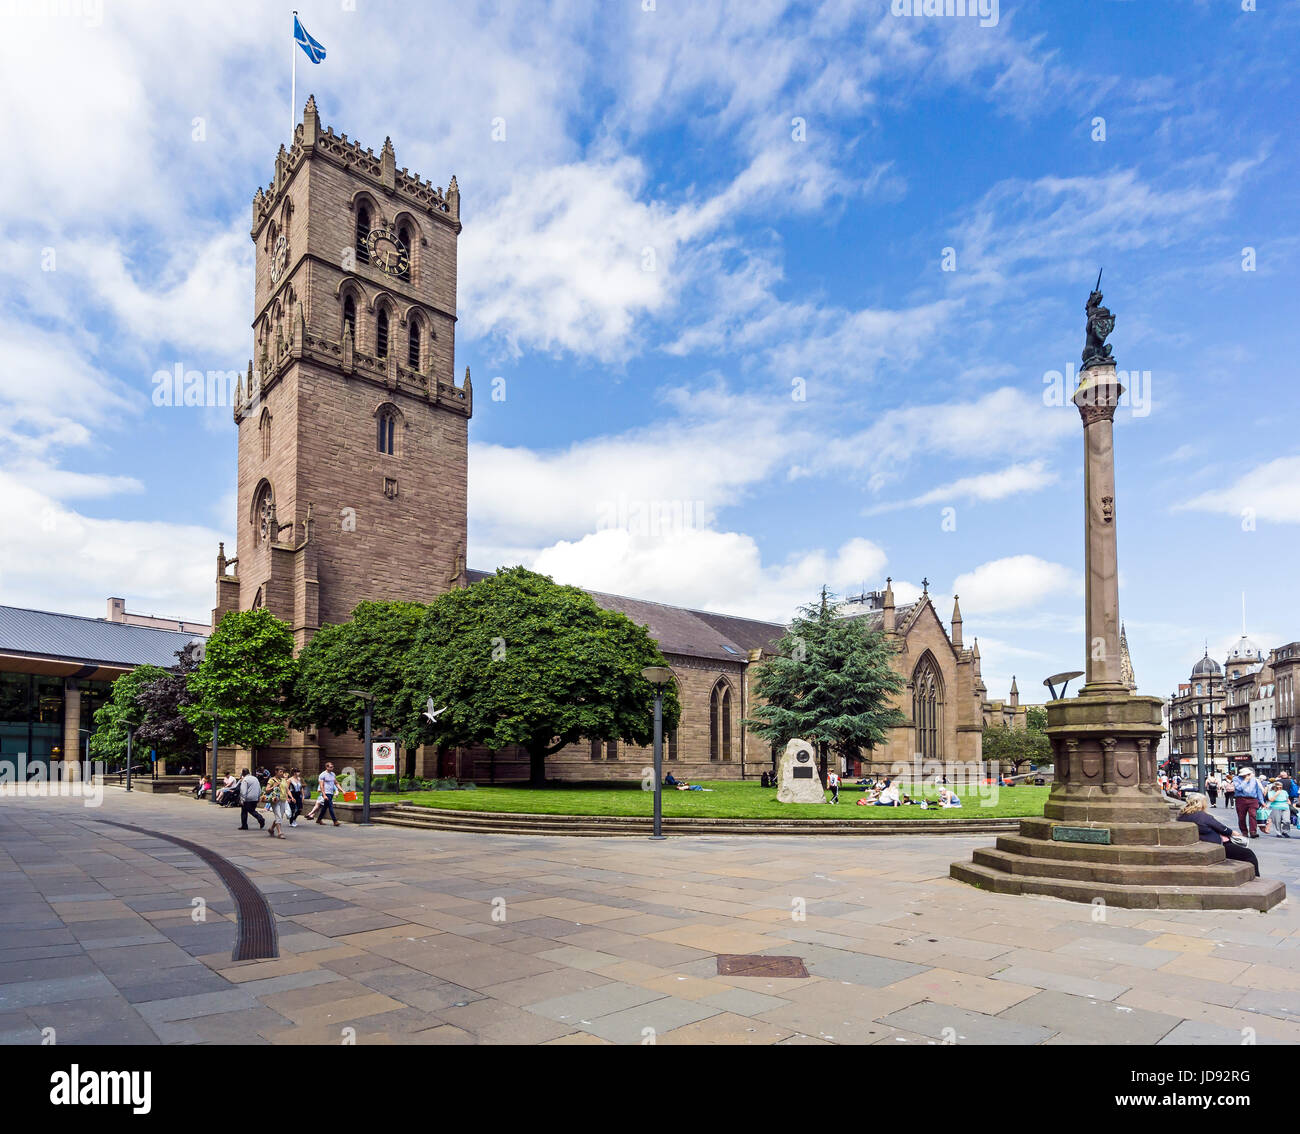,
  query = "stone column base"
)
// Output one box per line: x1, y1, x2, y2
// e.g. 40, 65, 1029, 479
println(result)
951, 693, 1286, 911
